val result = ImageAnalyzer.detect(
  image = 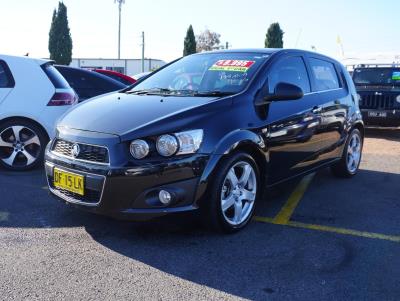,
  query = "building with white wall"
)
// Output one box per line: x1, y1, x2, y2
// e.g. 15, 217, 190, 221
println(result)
70, 58, 166, 76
